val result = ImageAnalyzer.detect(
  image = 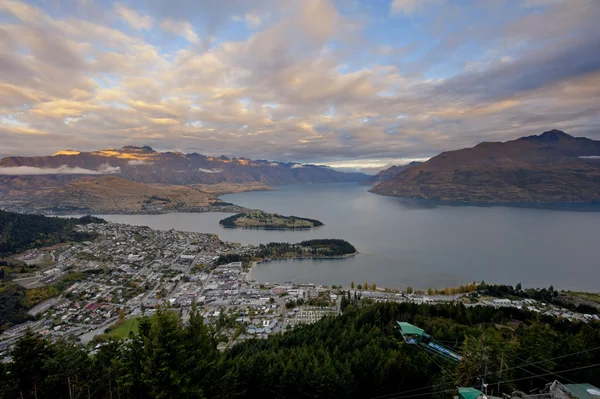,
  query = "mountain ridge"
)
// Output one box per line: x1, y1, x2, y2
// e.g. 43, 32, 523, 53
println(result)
0, 145, 366, 186
0, 146, 366, 208
370, 130, 600, 204
361, 161, 422, 186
